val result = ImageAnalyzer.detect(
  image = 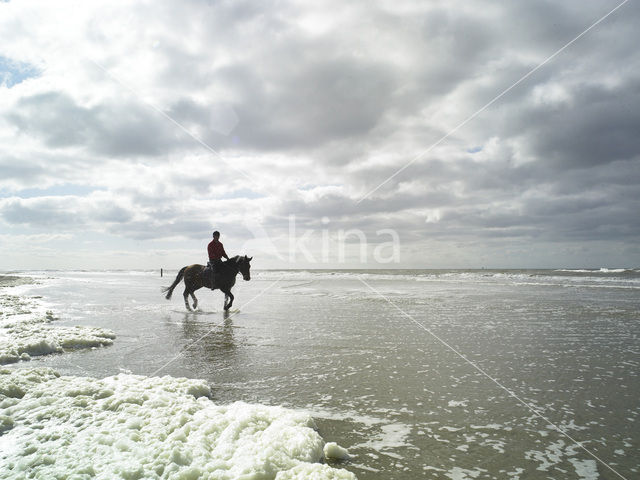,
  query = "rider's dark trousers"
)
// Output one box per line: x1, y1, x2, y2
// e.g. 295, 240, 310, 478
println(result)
207, 259, 223, 285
